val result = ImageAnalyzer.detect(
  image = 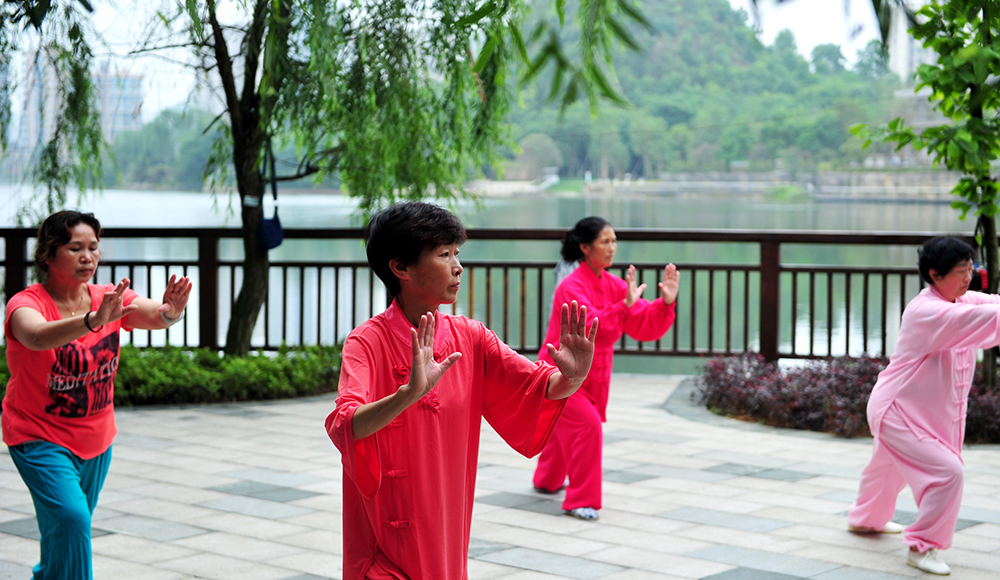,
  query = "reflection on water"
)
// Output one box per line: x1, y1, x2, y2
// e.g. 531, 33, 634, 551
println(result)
2, 187, 969, 372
